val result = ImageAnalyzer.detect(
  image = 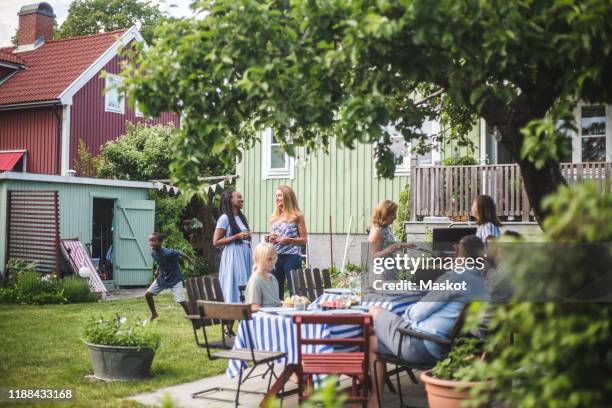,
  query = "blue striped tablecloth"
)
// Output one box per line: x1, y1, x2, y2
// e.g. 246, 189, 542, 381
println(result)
226, 292, 423, 379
